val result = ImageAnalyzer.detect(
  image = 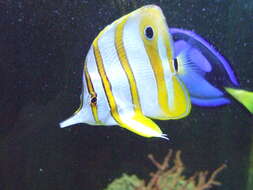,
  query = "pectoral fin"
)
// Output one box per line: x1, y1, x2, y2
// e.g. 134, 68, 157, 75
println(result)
119, 112, 168, 139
